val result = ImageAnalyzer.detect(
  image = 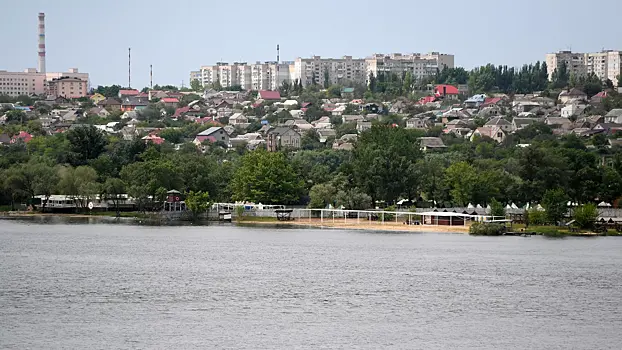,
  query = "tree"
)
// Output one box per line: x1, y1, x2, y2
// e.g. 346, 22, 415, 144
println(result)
445, 161, 477, 206
490, 198, 505, 218
66, 125, 108, 166
300, 130, 323, 150
541, 188, 569, 225
103, 177, 126, 216
550, 61, 569, 89
231, 150, 304, 204
190, 79, 203, 92
327, 85, 341, 98
323, 68, 330, 88
335, 188, 372, 210
185, 190, 211, 220
58, 165, 99, 211
572, 203, 598, 229
308, 183, 337, 209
